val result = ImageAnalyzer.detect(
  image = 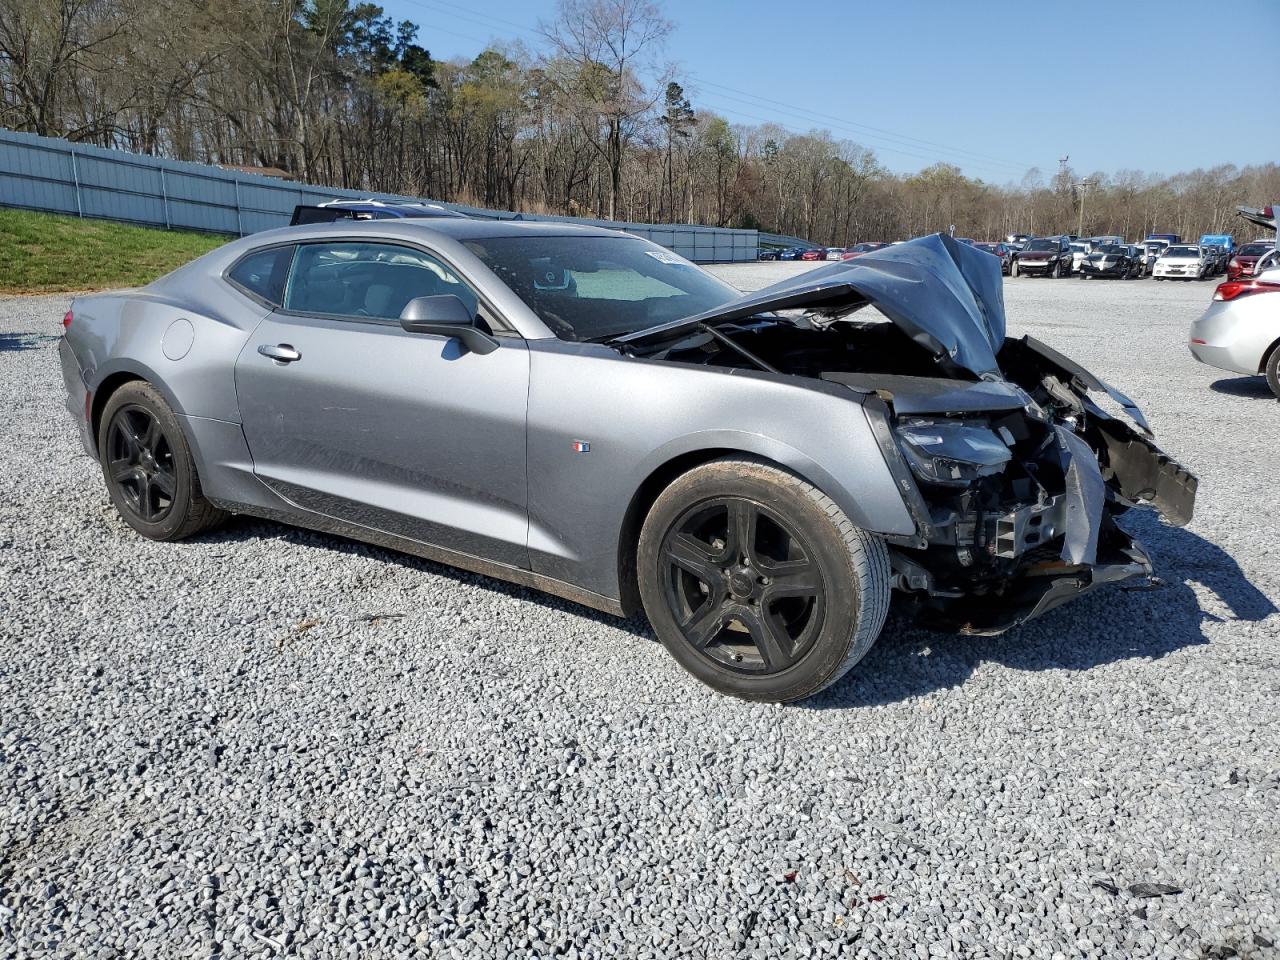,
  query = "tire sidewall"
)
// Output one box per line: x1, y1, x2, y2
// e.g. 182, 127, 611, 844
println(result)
637, 462, 867, 702
97, 382, 197, 540
1266, 348, 1280, 400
